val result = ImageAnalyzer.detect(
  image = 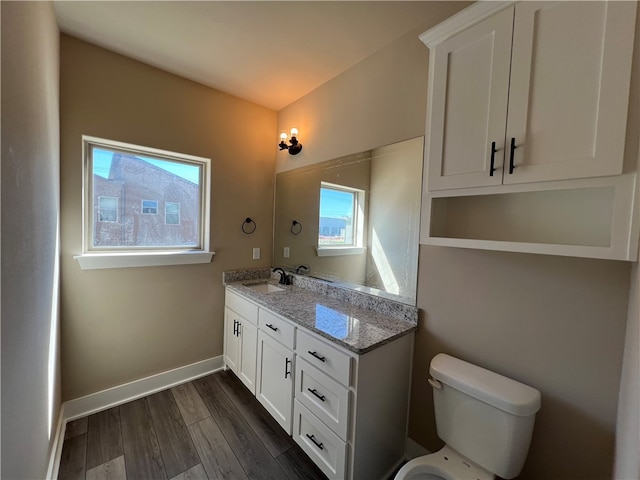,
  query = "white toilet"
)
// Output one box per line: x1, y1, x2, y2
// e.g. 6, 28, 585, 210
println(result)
395, 354, 541, 480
